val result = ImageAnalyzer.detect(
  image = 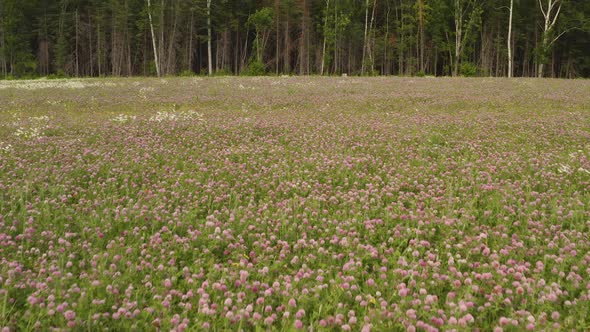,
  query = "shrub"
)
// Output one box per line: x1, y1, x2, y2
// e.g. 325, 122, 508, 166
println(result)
47, 70, 67, 79
242, 59, 266, 76
460, 62, 478, 77
213, 68, 233, 76
179, 70, 195, 77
